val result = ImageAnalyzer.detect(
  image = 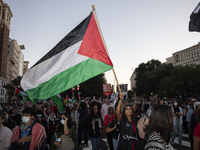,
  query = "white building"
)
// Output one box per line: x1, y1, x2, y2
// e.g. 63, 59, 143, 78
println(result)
165, 42, 200, 66
130, 69, 136, 90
